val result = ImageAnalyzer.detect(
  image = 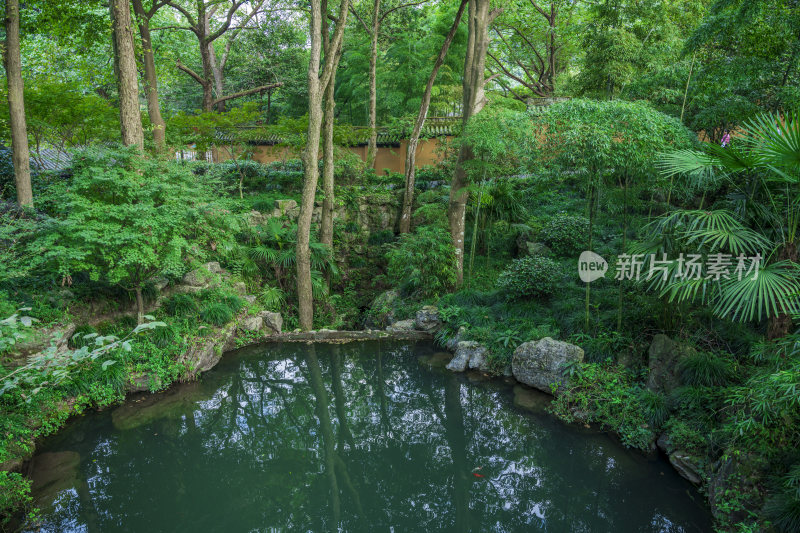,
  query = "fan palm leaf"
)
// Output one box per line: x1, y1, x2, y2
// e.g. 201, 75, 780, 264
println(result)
715, 261, 800, 322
